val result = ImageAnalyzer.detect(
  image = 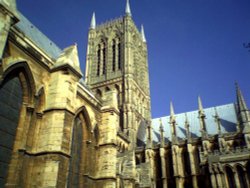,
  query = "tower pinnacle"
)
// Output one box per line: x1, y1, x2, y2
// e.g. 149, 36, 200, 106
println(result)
236, 82, 248, 111
90, 12, 96, 29
141, 25, 147, 43
125, 0, 132, 16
